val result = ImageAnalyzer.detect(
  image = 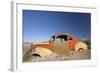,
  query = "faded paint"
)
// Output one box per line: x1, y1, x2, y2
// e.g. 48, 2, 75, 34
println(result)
31, 33, 87, 57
